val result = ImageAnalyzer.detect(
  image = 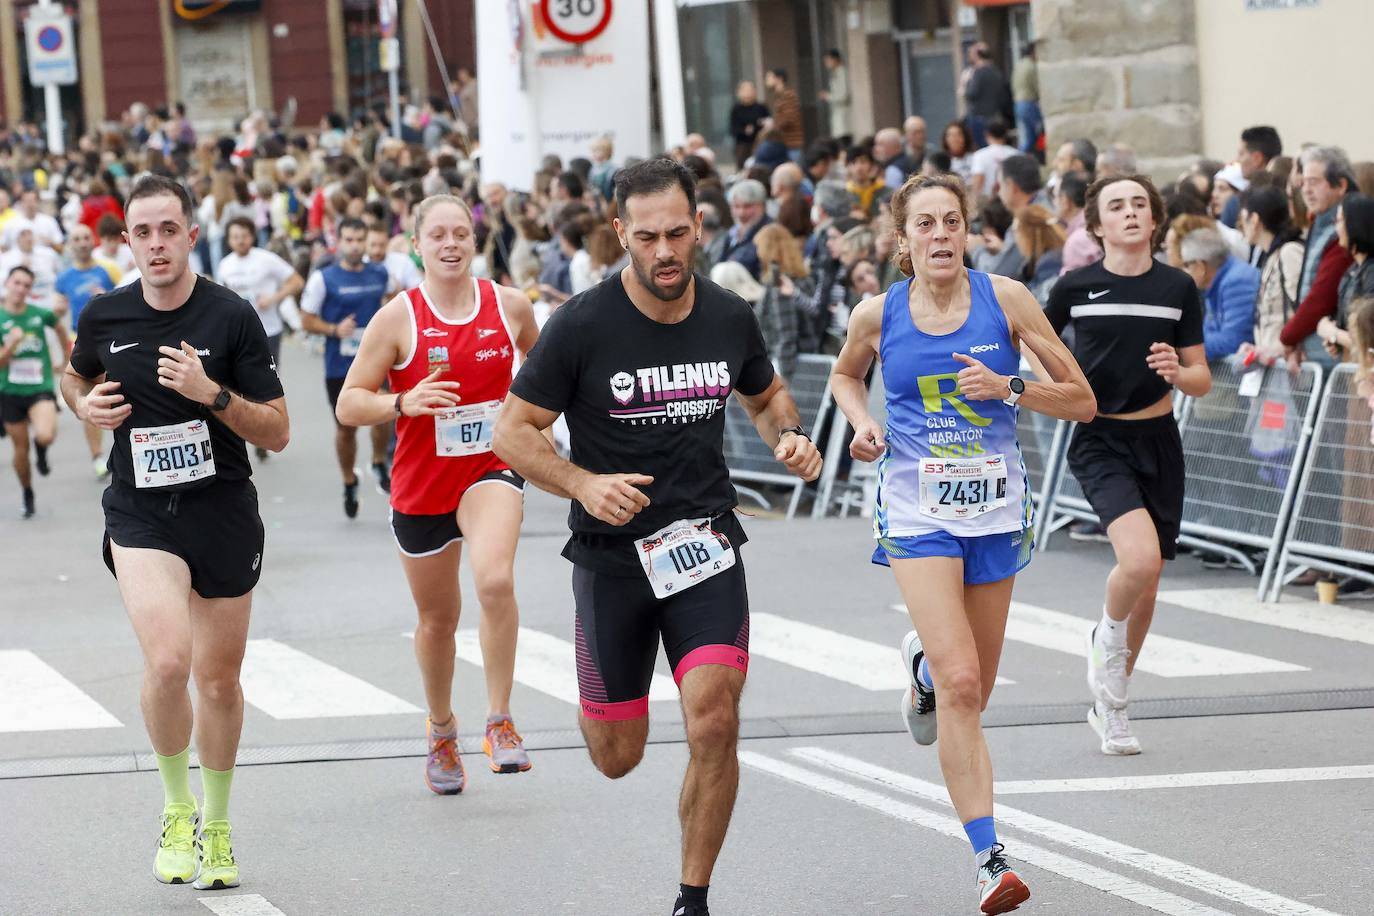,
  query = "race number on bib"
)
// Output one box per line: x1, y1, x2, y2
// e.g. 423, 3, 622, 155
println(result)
339, 326, 366, 358
635, 518, 736, 600
918, 455, 1008, 519
130, 420, 216, 489
7, 357, 43, 386
435, 399, 502, 457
